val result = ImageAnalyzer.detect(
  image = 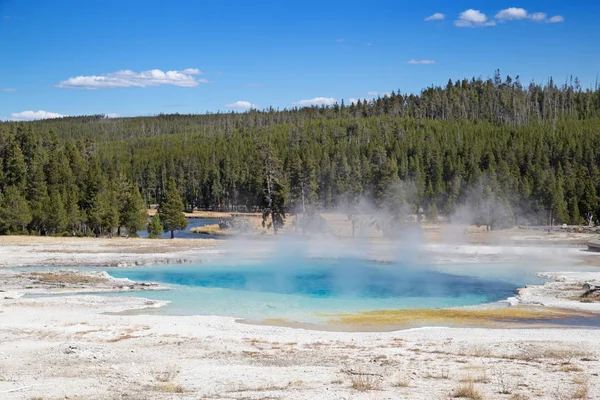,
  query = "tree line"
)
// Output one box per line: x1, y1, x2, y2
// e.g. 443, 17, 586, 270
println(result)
2, 71, 600, 236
